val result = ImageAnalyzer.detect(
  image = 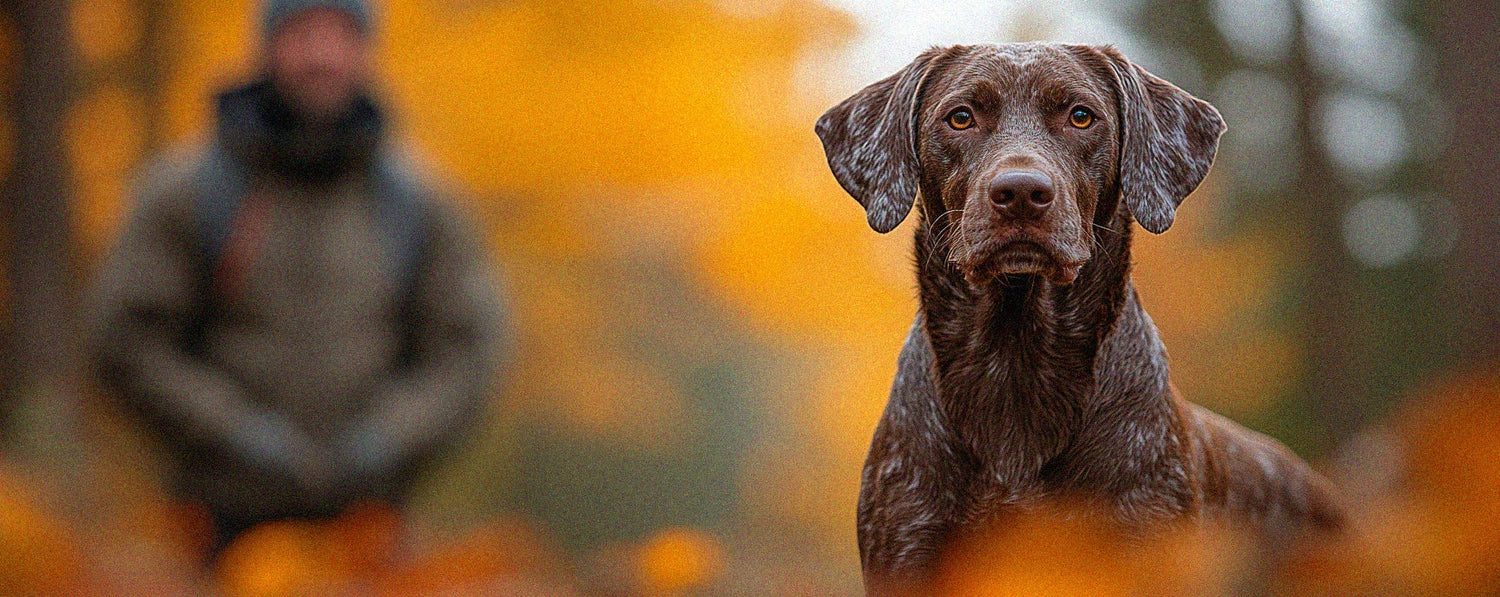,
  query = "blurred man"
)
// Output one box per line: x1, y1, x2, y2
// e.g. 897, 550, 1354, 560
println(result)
90, 0, 505, 554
